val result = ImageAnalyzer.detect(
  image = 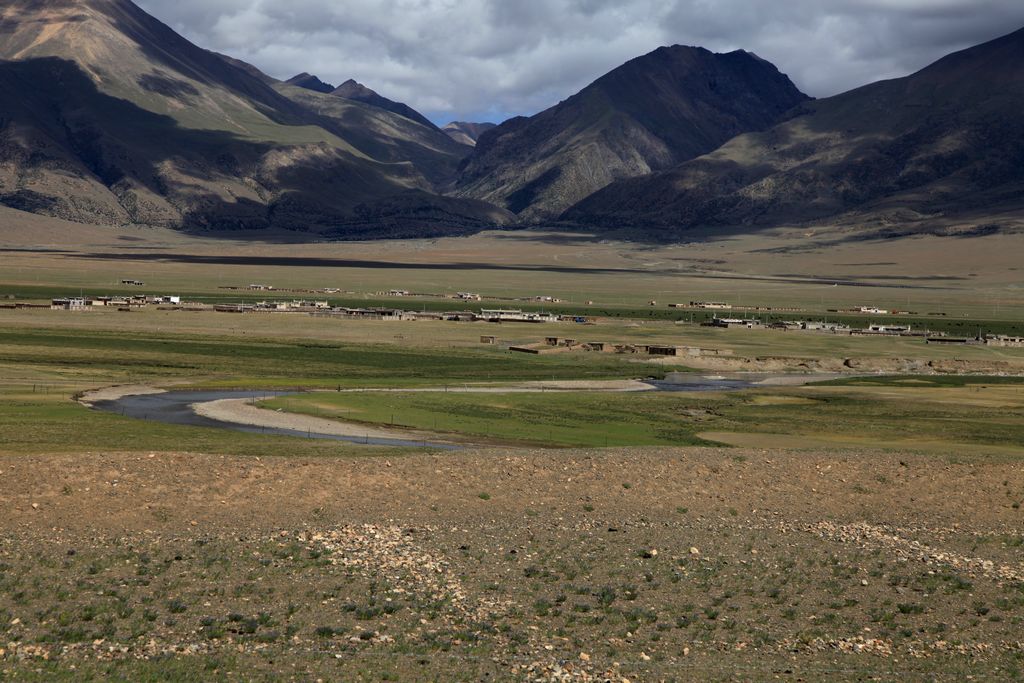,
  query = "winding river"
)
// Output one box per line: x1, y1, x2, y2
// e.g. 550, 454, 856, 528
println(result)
90, 390, 463, 449
89, 374, 824, 448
